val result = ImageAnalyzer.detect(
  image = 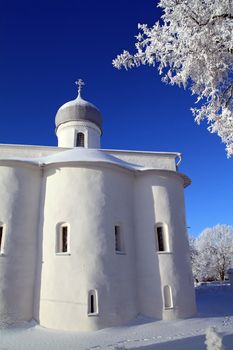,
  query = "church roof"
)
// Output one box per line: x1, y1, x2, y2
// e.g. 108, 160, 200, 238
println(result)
55, 95, 102, 131
0, 148, 191, 187
39, 148, 140, 170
